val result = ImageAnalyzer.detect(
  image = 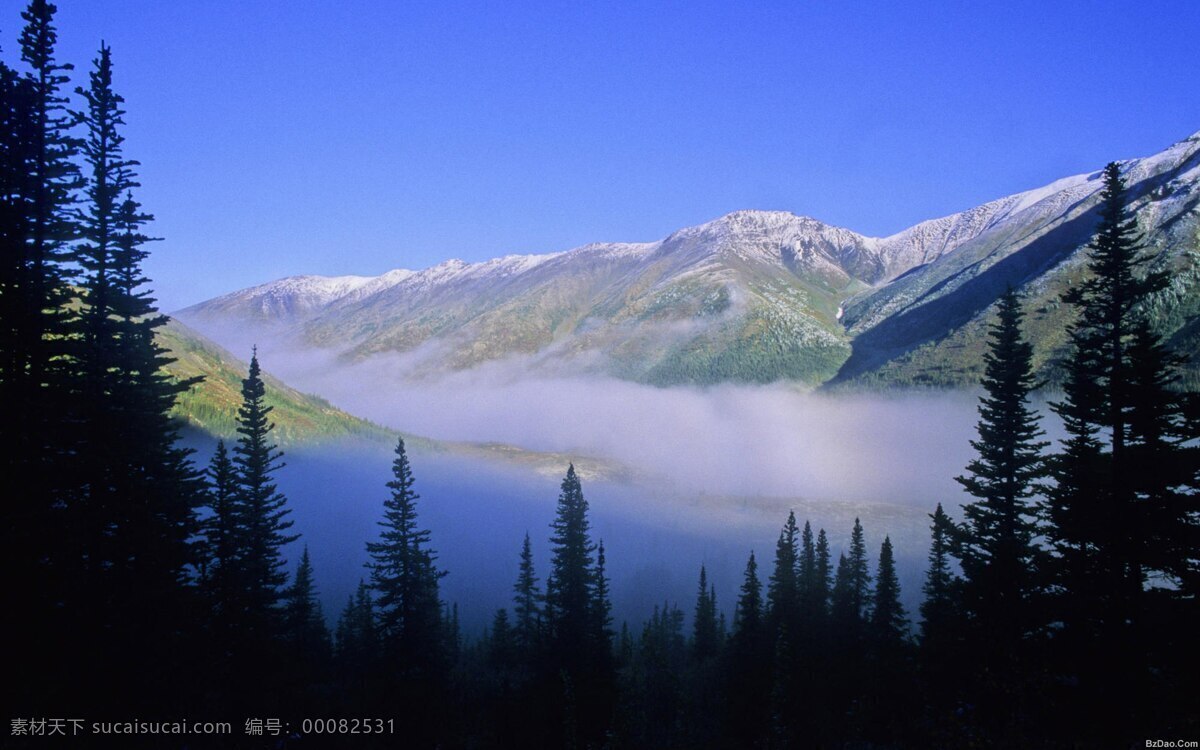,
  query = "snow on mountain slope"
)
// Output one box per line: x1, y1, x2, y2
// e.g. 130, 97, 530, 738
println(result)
178, 130, 1200, 389
833, 130, 1200, 386
195, 274, 376, 321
